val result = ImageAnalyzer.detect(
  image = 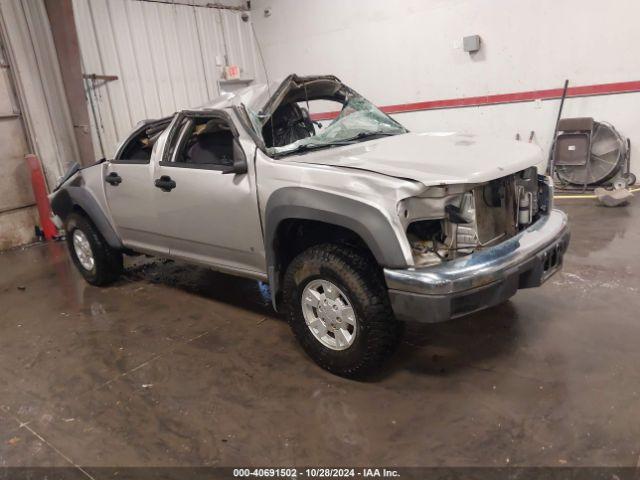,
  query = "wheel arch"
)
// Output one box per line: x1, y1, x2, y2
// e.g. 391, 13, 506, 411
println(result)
264, 187, 408, 309
51, 186, 123, 250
